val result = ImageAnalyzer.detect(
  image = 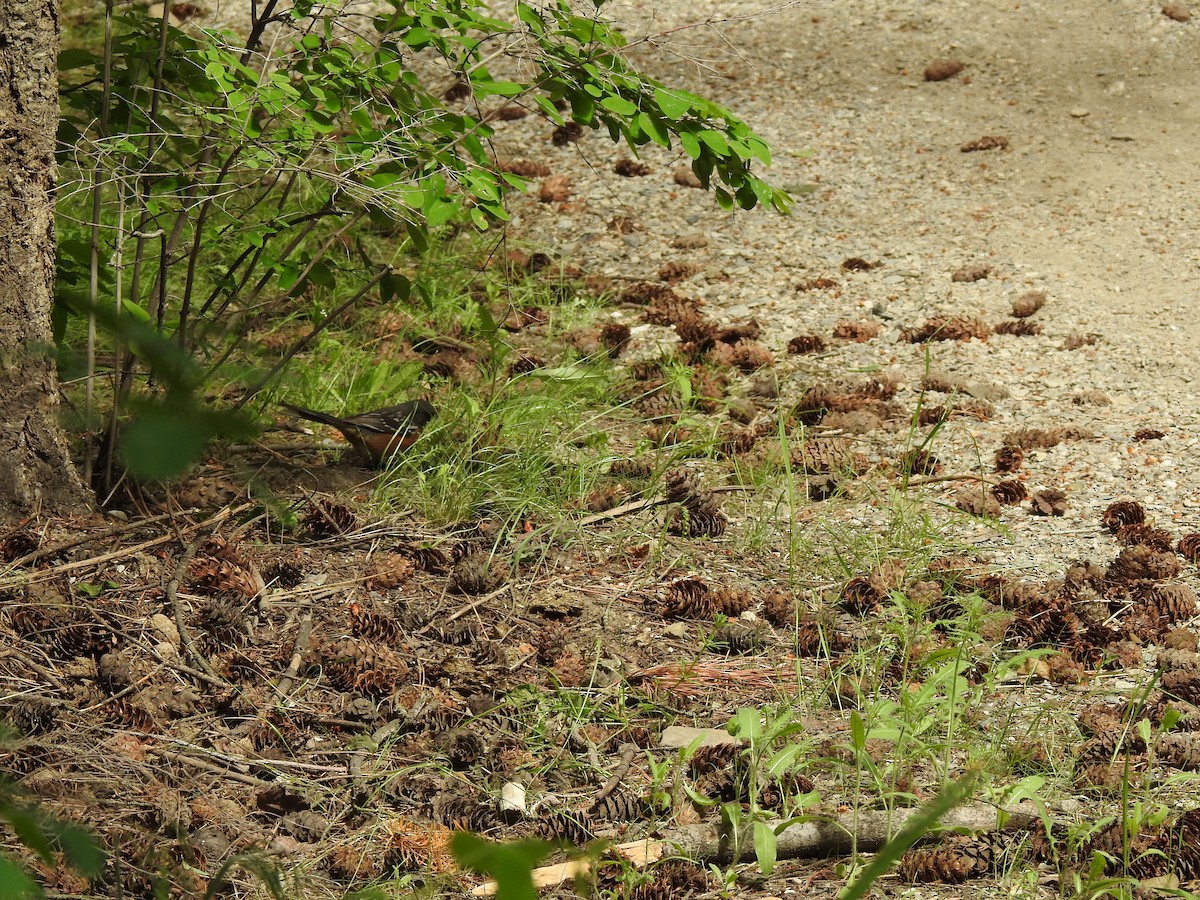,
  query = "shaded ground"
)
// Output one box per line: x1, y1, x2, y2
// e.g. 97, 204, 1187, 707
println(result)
5, 0, 1200, 898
